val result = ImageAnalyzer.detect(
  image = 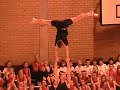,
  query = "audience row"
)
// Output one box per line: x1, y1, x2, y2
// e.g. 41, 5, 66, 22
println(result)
0, 55, 120, 90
